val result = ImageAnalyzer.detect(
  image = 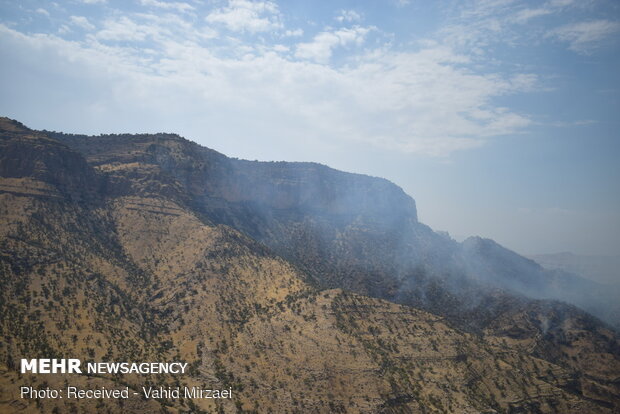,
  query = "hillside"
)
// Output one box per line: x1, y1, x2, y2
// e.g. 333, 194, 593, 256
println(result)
46, 124, 619, 330
0, 117, 618, 413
